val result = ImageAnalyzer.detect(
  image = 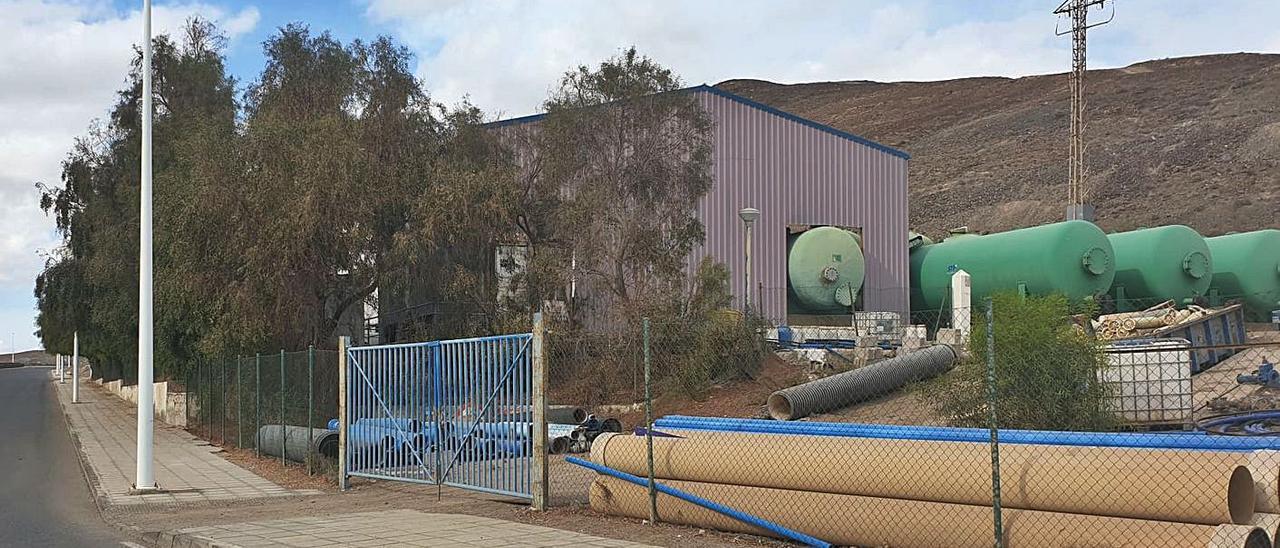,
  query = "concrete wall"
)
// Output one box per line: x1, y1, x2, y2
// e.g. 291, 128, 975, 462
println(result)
92, 368, 188, 428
